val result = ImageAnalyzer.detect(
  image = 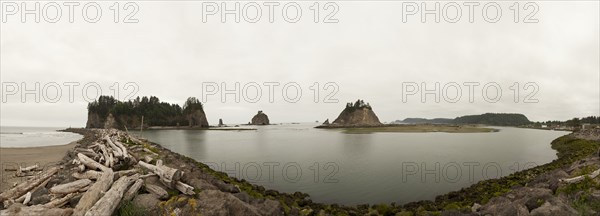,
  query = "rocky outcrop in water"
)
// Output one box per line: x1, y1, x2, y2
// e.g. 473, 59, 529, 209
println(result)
250, 111, 270, 125
318, 100, 382, 127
